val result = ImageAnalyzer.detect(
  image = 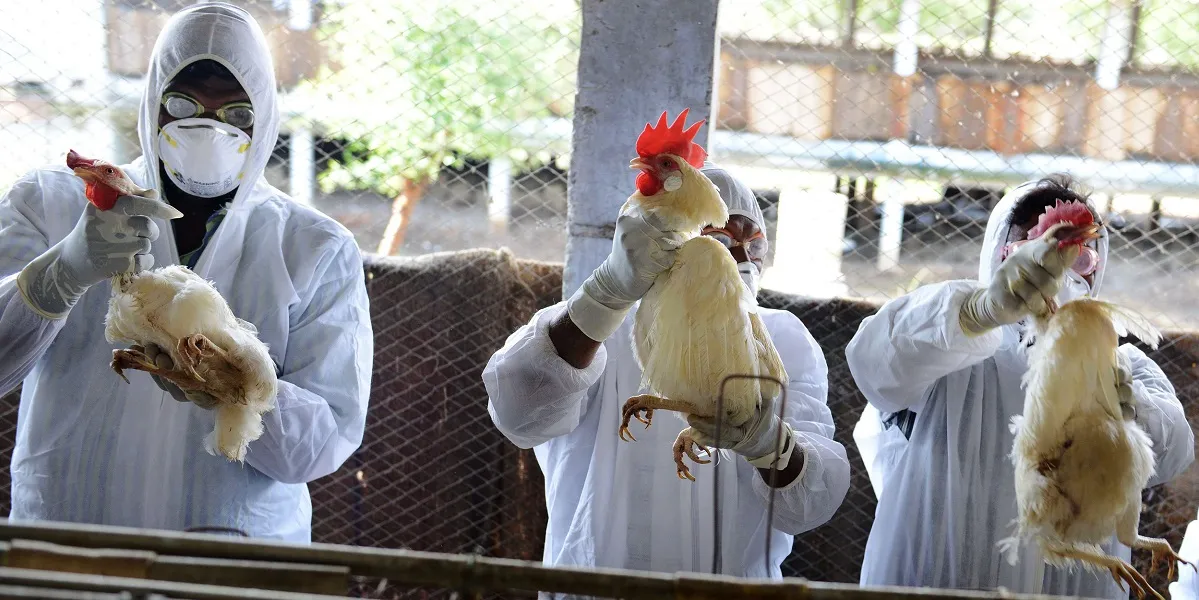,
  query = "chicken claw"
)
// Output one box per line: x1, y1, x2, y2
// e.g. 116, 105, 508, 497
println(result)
1137, 536, 1196, 581
177, 334, 223, 383
672, 427, 712, 482
111, 346, 163, 384
618, 395, 658, 442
